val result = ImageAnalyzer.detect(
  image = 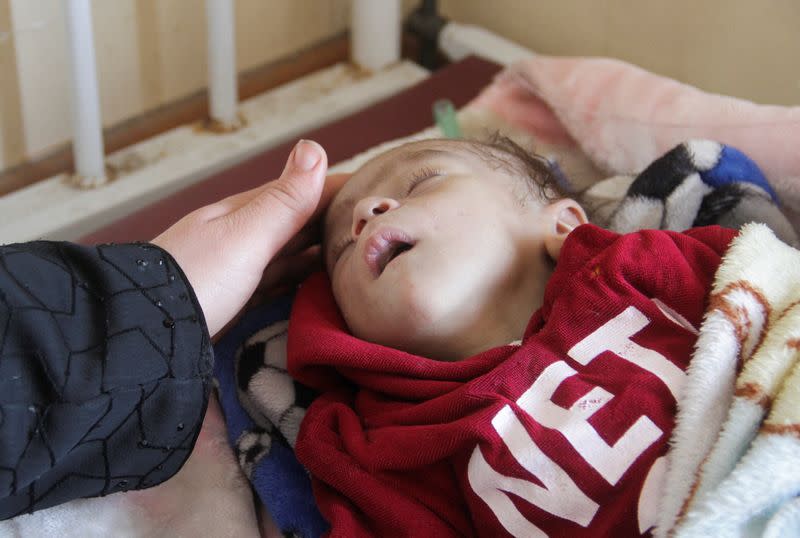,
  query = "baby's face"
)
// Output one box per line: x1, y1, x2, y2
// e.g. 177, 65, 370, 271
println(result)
323, 140, 541, 359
